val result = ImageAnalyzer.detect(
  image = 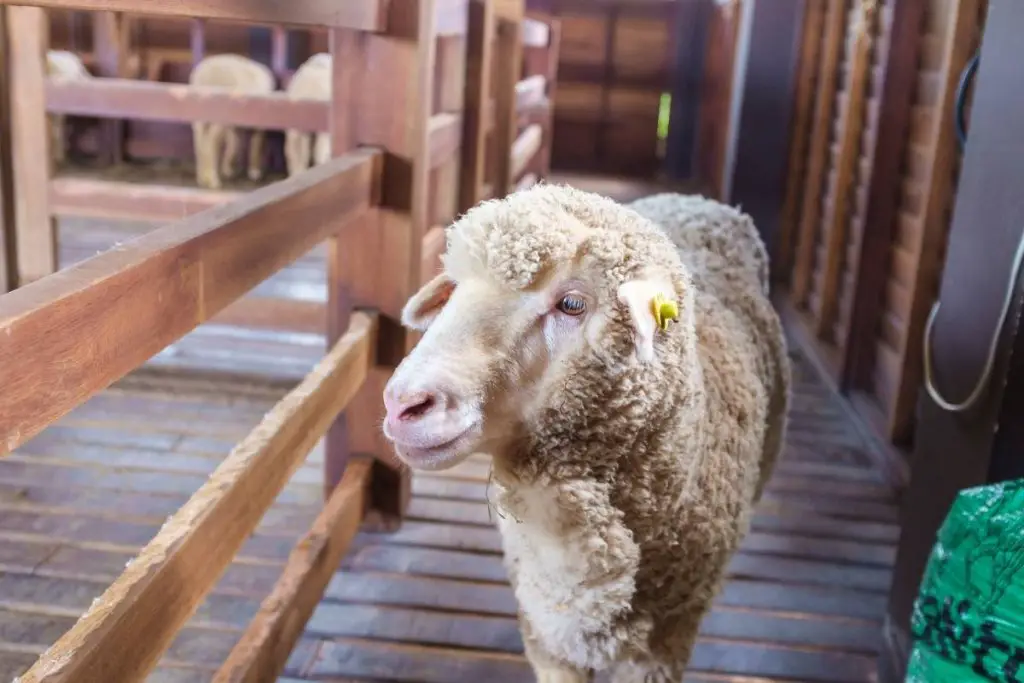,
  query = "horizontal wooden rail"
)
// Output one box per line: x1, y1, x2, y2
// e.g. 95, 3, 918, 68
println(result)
0, 150, 379, 456
0, 0, 387, 30
16, 313, 377, 683
212, 458, 372, 683
515, 172, 538, 192
510, 123, 543, 180
515, 74, 547, 112
47, 78, 328, 132
522, 17, 550, 47
51, 177, 240, 221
